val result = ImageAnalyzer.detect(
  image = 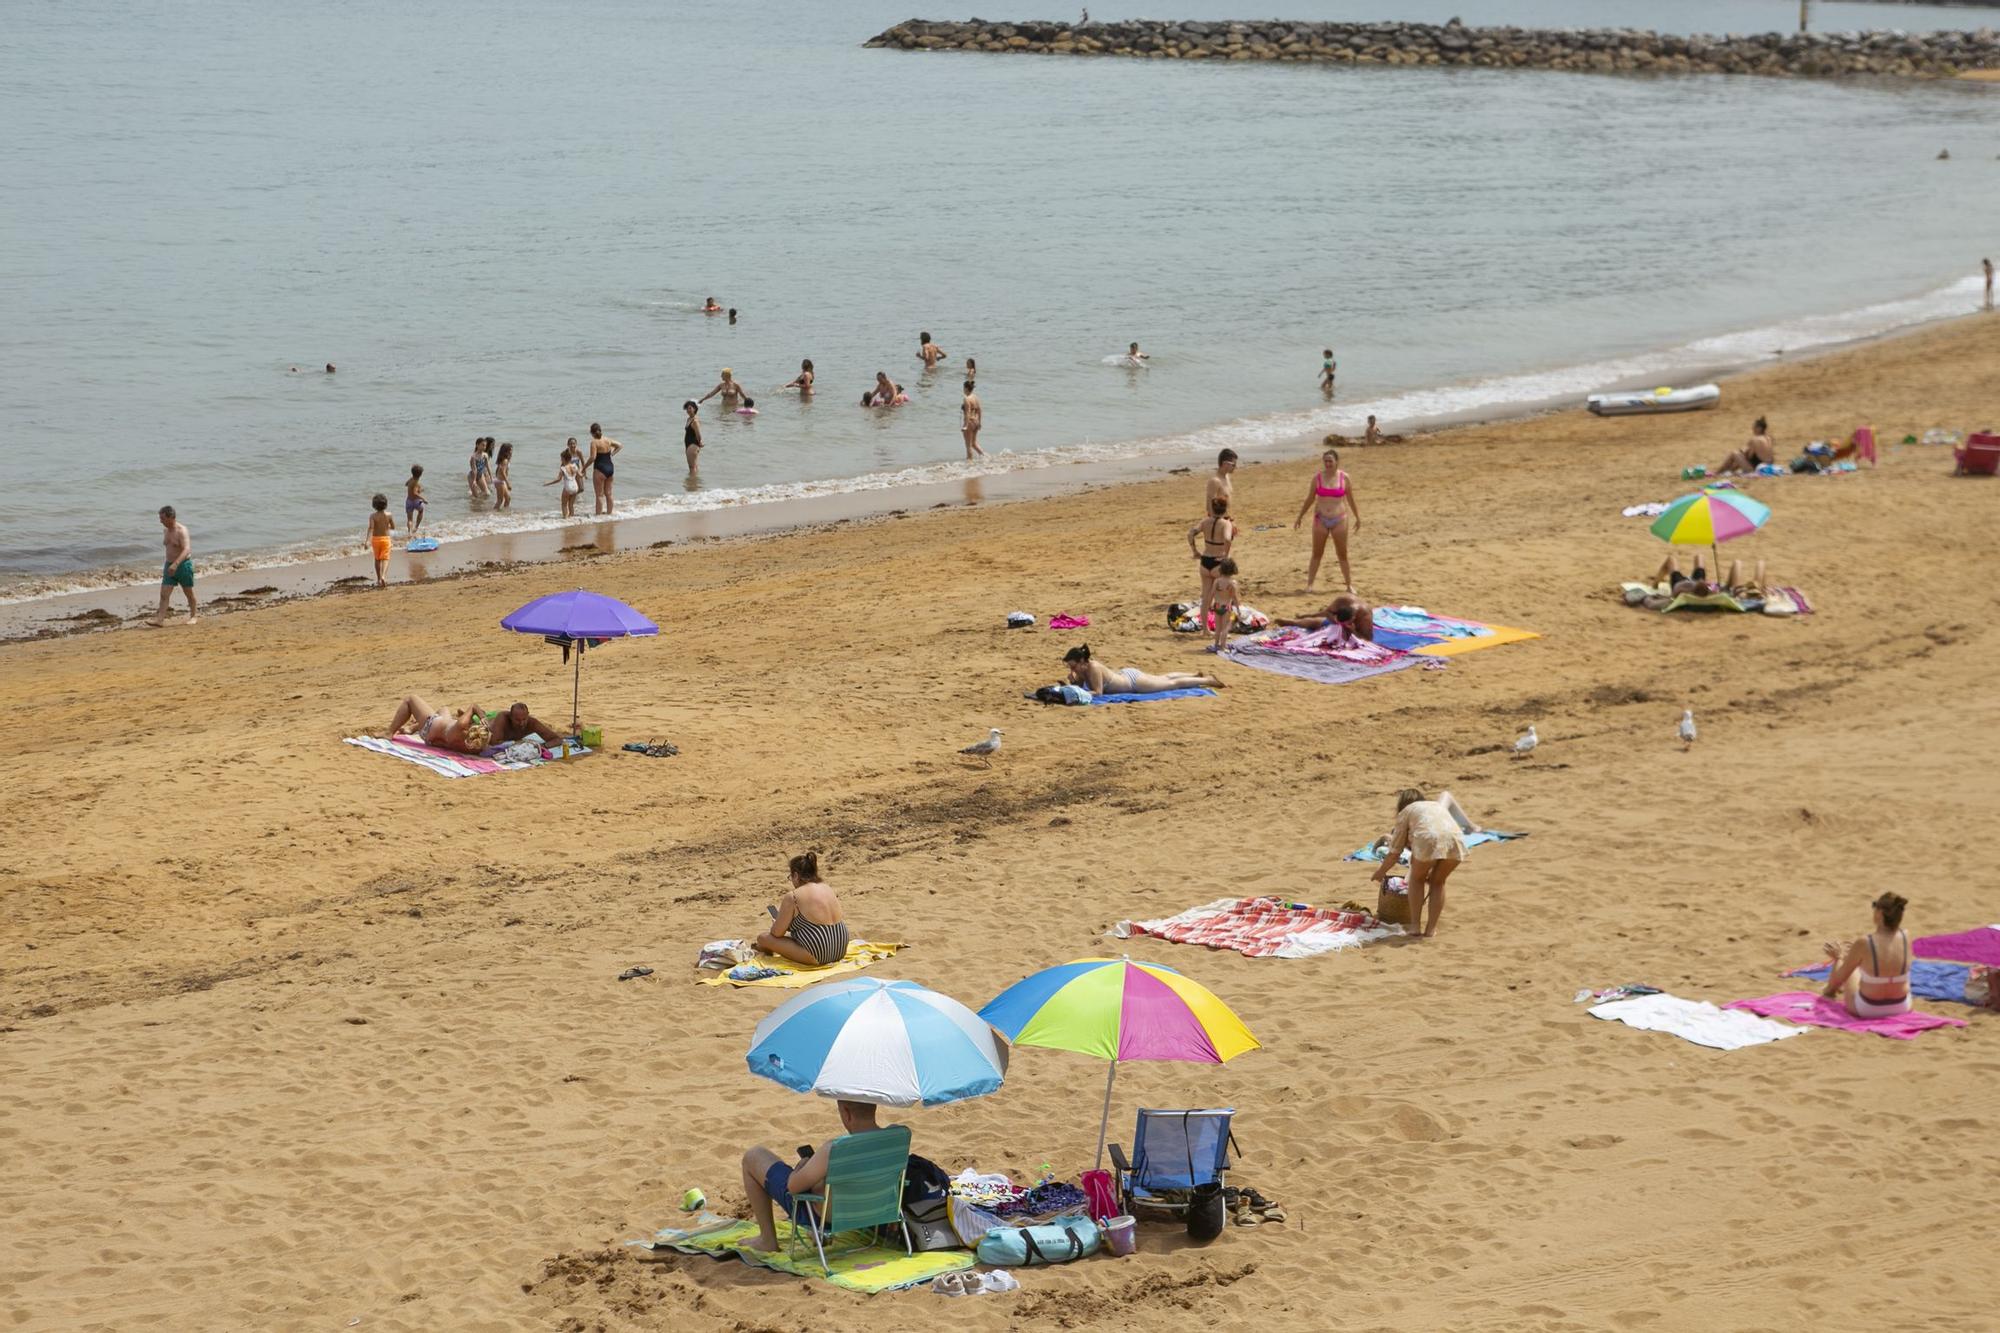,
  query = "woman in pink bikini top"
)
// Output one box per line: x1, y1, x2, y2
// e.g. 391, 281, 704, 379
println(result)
1292, 446, 1361, 592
